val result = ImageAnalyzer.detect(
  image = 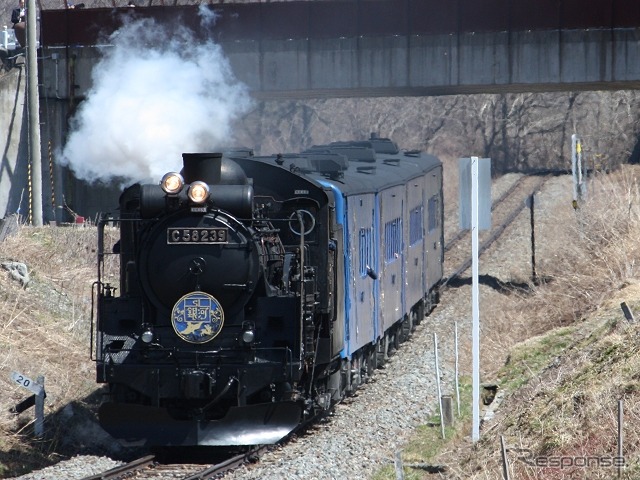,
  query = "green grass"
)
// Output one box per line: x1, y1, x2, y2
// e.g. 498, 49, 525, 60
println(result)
497, 326, 575, 391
